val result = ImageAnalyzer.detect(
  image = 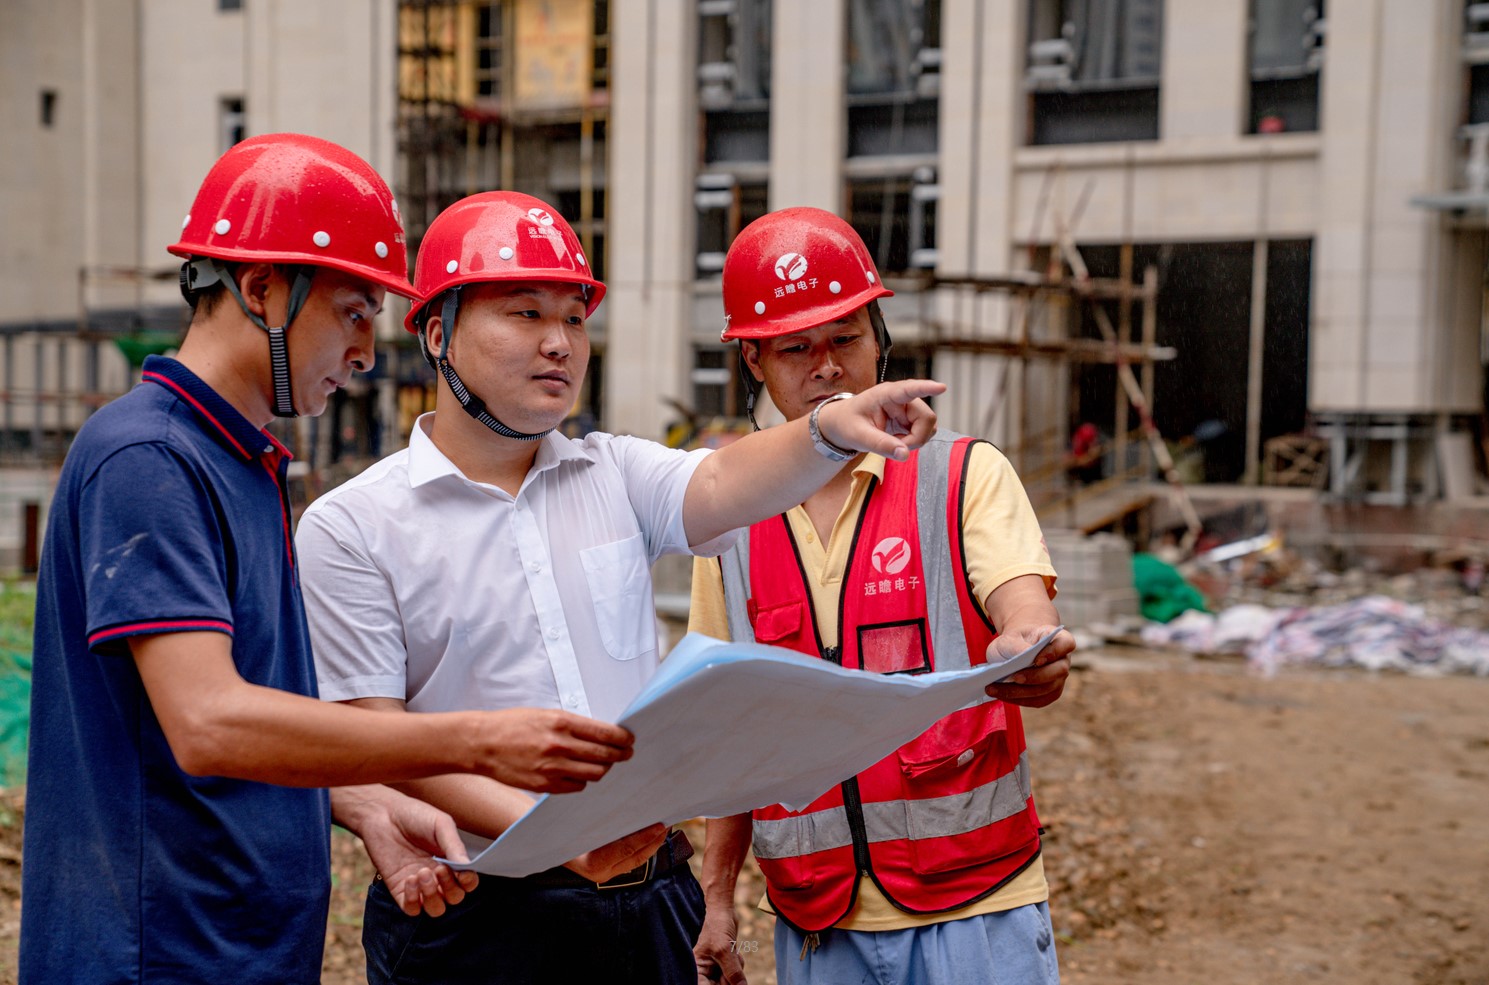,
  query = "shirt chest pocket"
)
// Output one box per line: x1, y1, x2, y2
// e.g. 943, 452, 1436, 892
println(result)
579, 533, 652, 661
